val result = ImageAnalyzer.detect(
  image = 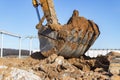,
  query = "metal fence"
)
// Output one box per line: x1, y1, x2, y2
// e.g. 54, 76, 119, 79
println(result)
0, 30, 39, 58
0, 30, 22, 58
